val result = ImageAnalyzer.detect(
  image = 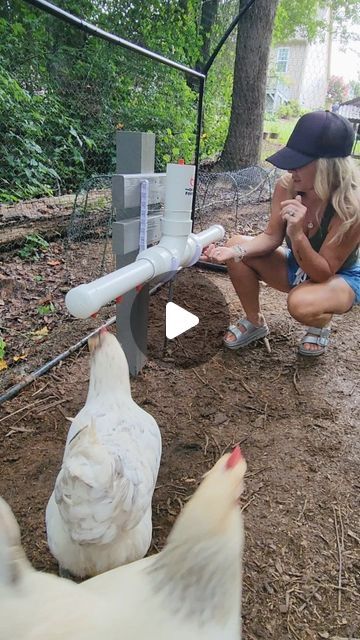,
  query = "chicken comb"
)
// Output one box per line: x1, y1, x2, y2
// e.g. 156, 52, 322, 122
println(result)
226, 446, 243, 469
